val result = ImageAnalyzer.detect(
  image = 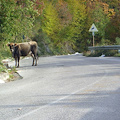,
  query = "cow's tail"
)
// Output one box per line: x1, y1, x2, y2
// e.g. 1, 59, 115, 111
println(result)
36, 46, 41, 60
37, 52, 39, 60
